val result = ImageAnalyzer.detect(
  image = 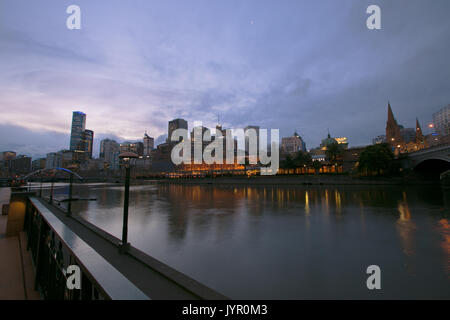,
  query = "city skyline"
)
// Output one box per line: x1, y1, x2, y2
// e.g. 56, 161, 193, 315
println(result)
1, 1, 450, 159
